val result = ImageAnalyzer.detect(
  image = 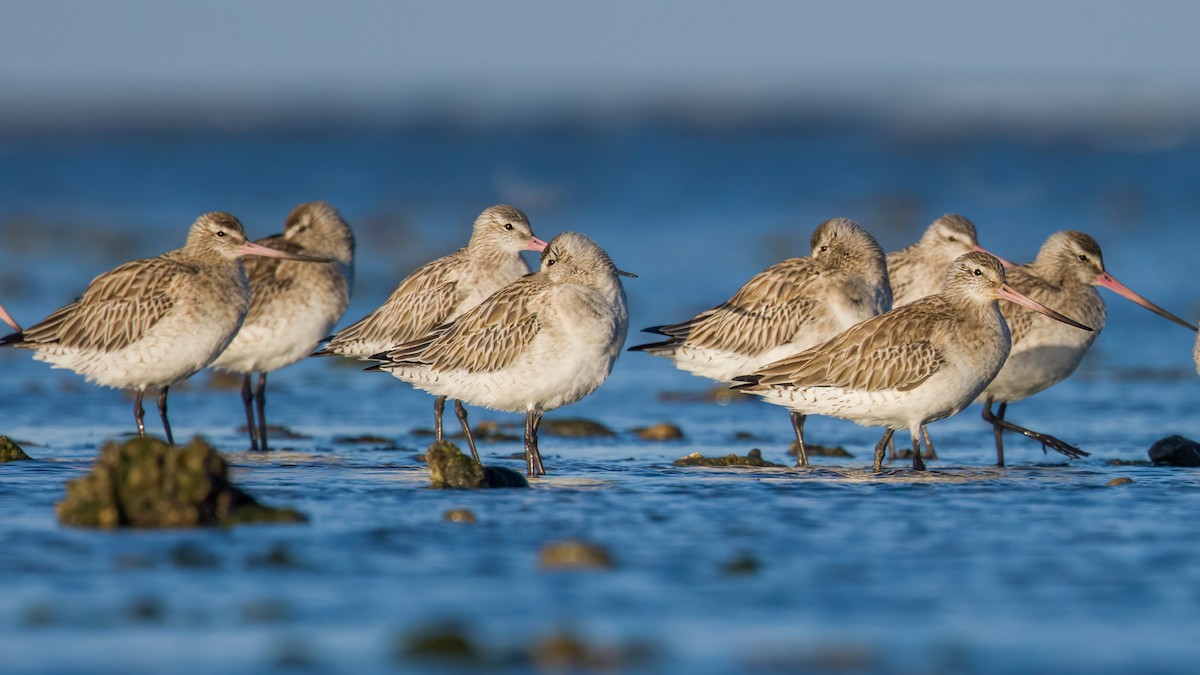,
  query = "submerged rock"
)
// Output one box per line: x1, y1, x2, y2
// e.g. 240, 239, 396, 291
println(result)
788, 441, 852, 458
635, 423, 684, 441
1148, 435, 1200, 467
0, 436, 32, 462
56, 437, 307, 529
538, 418, 615, 438
539, 539, 614, 570
1106, 477, 1134, 487
672, 449, 784, 468
396, 622, 482, 665
426, 440, 528, 489
443, 508, 477, 523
